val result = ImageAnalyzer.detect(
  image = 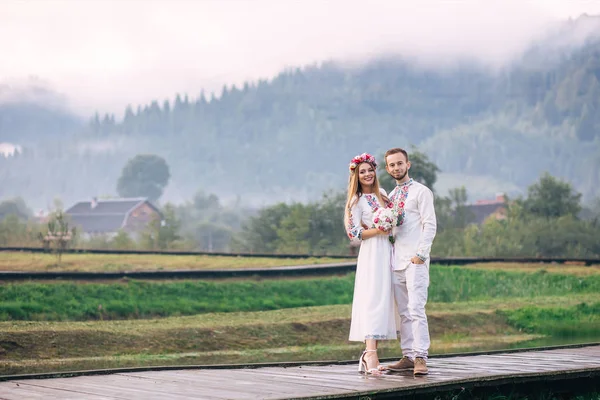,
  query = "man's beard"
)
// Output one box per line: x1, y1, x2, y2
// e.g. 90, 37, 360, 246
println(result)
393, 170, 407, 182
